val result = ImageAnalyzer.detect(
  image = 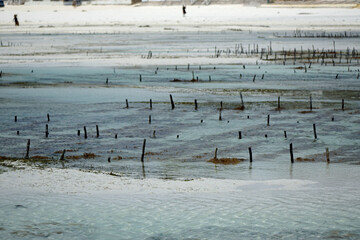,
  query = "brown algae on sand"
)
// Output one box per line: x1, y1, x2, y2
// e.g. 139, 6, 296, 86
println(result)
207, 158, 246, 165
